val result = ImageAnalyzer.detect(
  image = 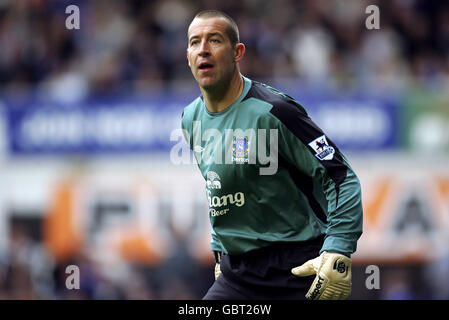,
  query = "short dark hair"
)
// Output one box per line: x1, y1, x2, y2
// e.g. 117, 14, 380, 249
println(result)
191, 10, 240, 47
